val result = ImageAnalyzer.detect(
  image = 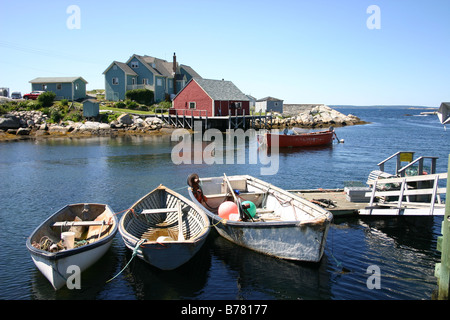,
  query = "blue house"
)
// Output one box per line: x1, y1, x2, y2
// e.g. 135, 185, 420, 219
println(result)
29, 77, 87, 101
103, 53, 201, 103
